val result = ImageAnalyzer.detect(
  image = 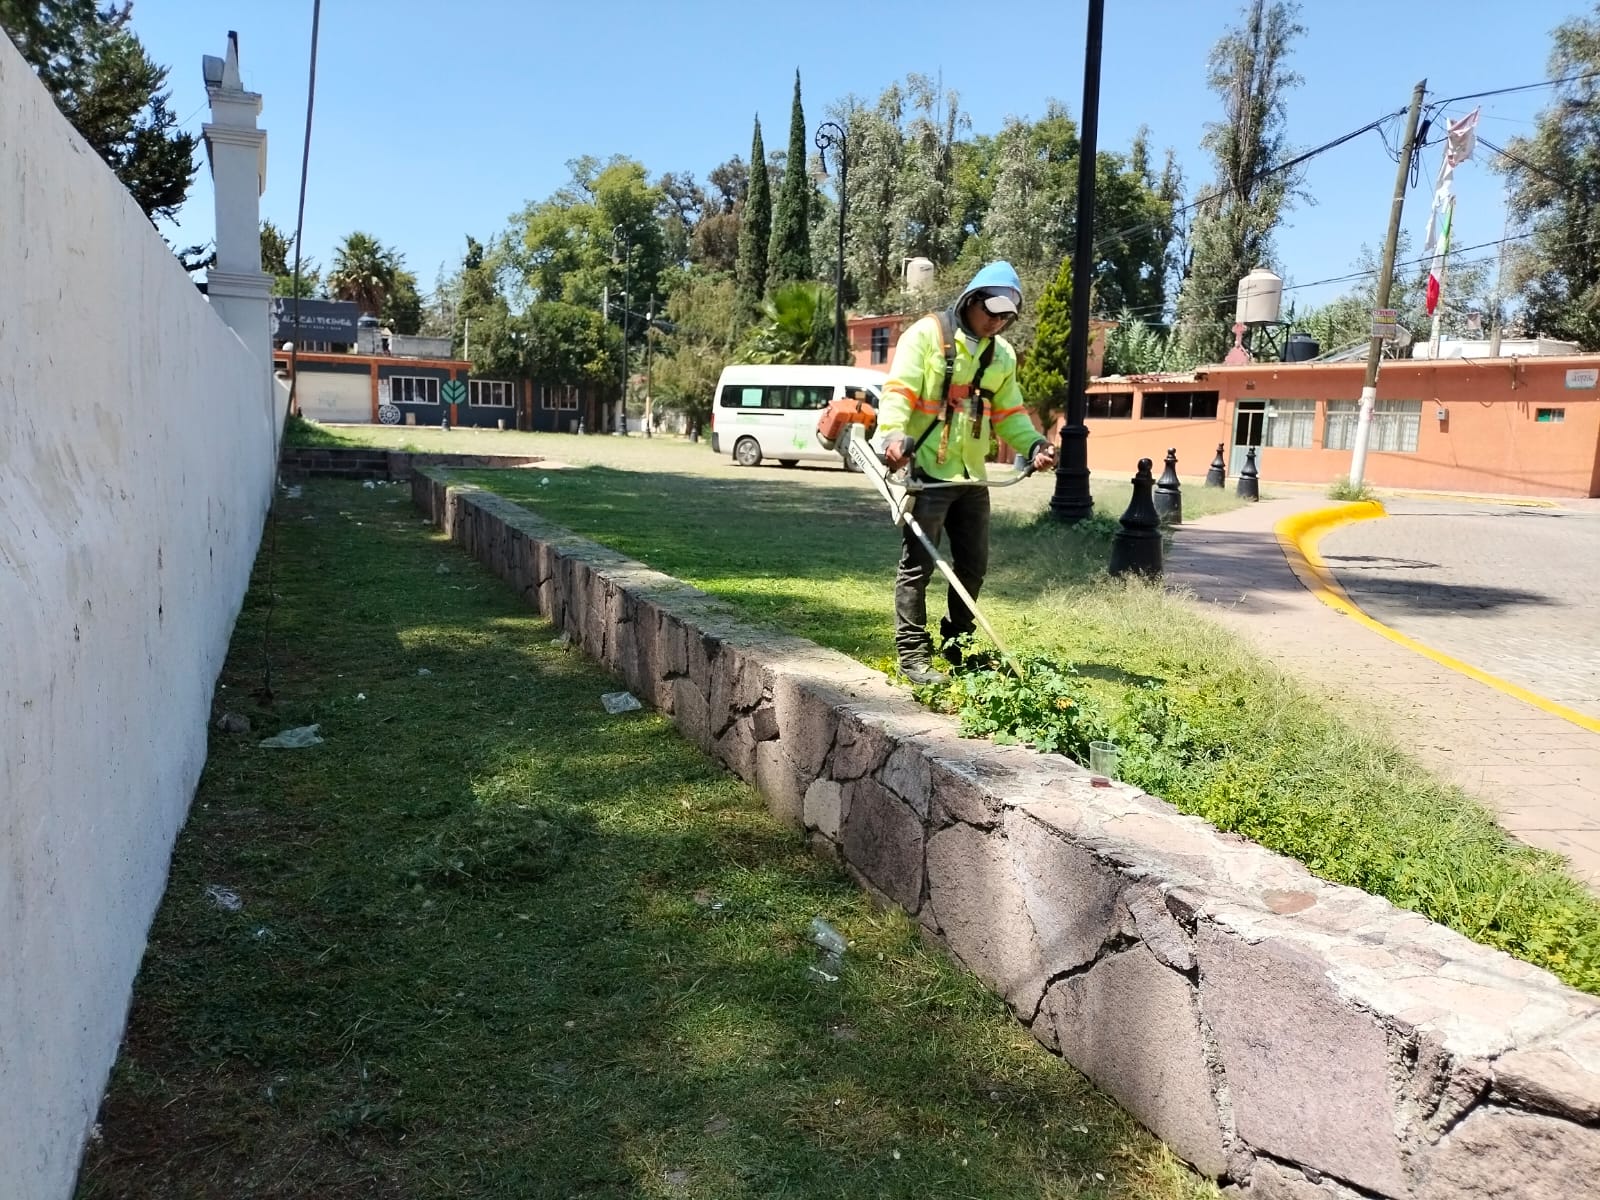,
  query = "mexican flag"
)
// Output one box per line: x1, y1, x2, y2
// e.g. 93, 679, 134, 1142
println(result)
1423, 108, 1480, 317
